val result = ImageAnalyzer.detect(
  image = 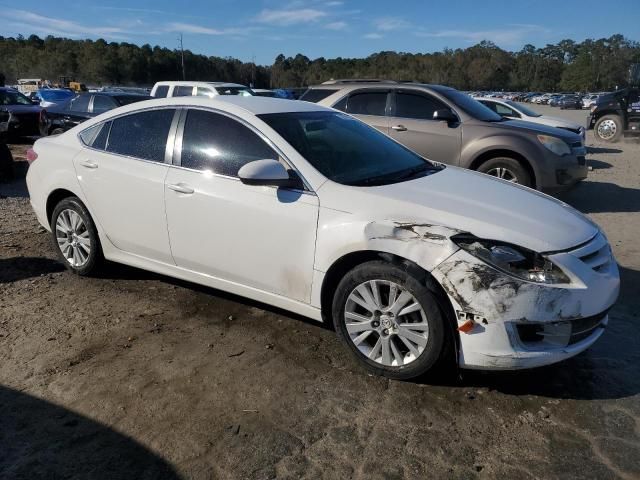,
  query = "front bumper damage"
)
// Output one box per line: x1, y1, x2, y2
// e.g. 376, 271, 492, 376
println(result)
431, 232, 620, 370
